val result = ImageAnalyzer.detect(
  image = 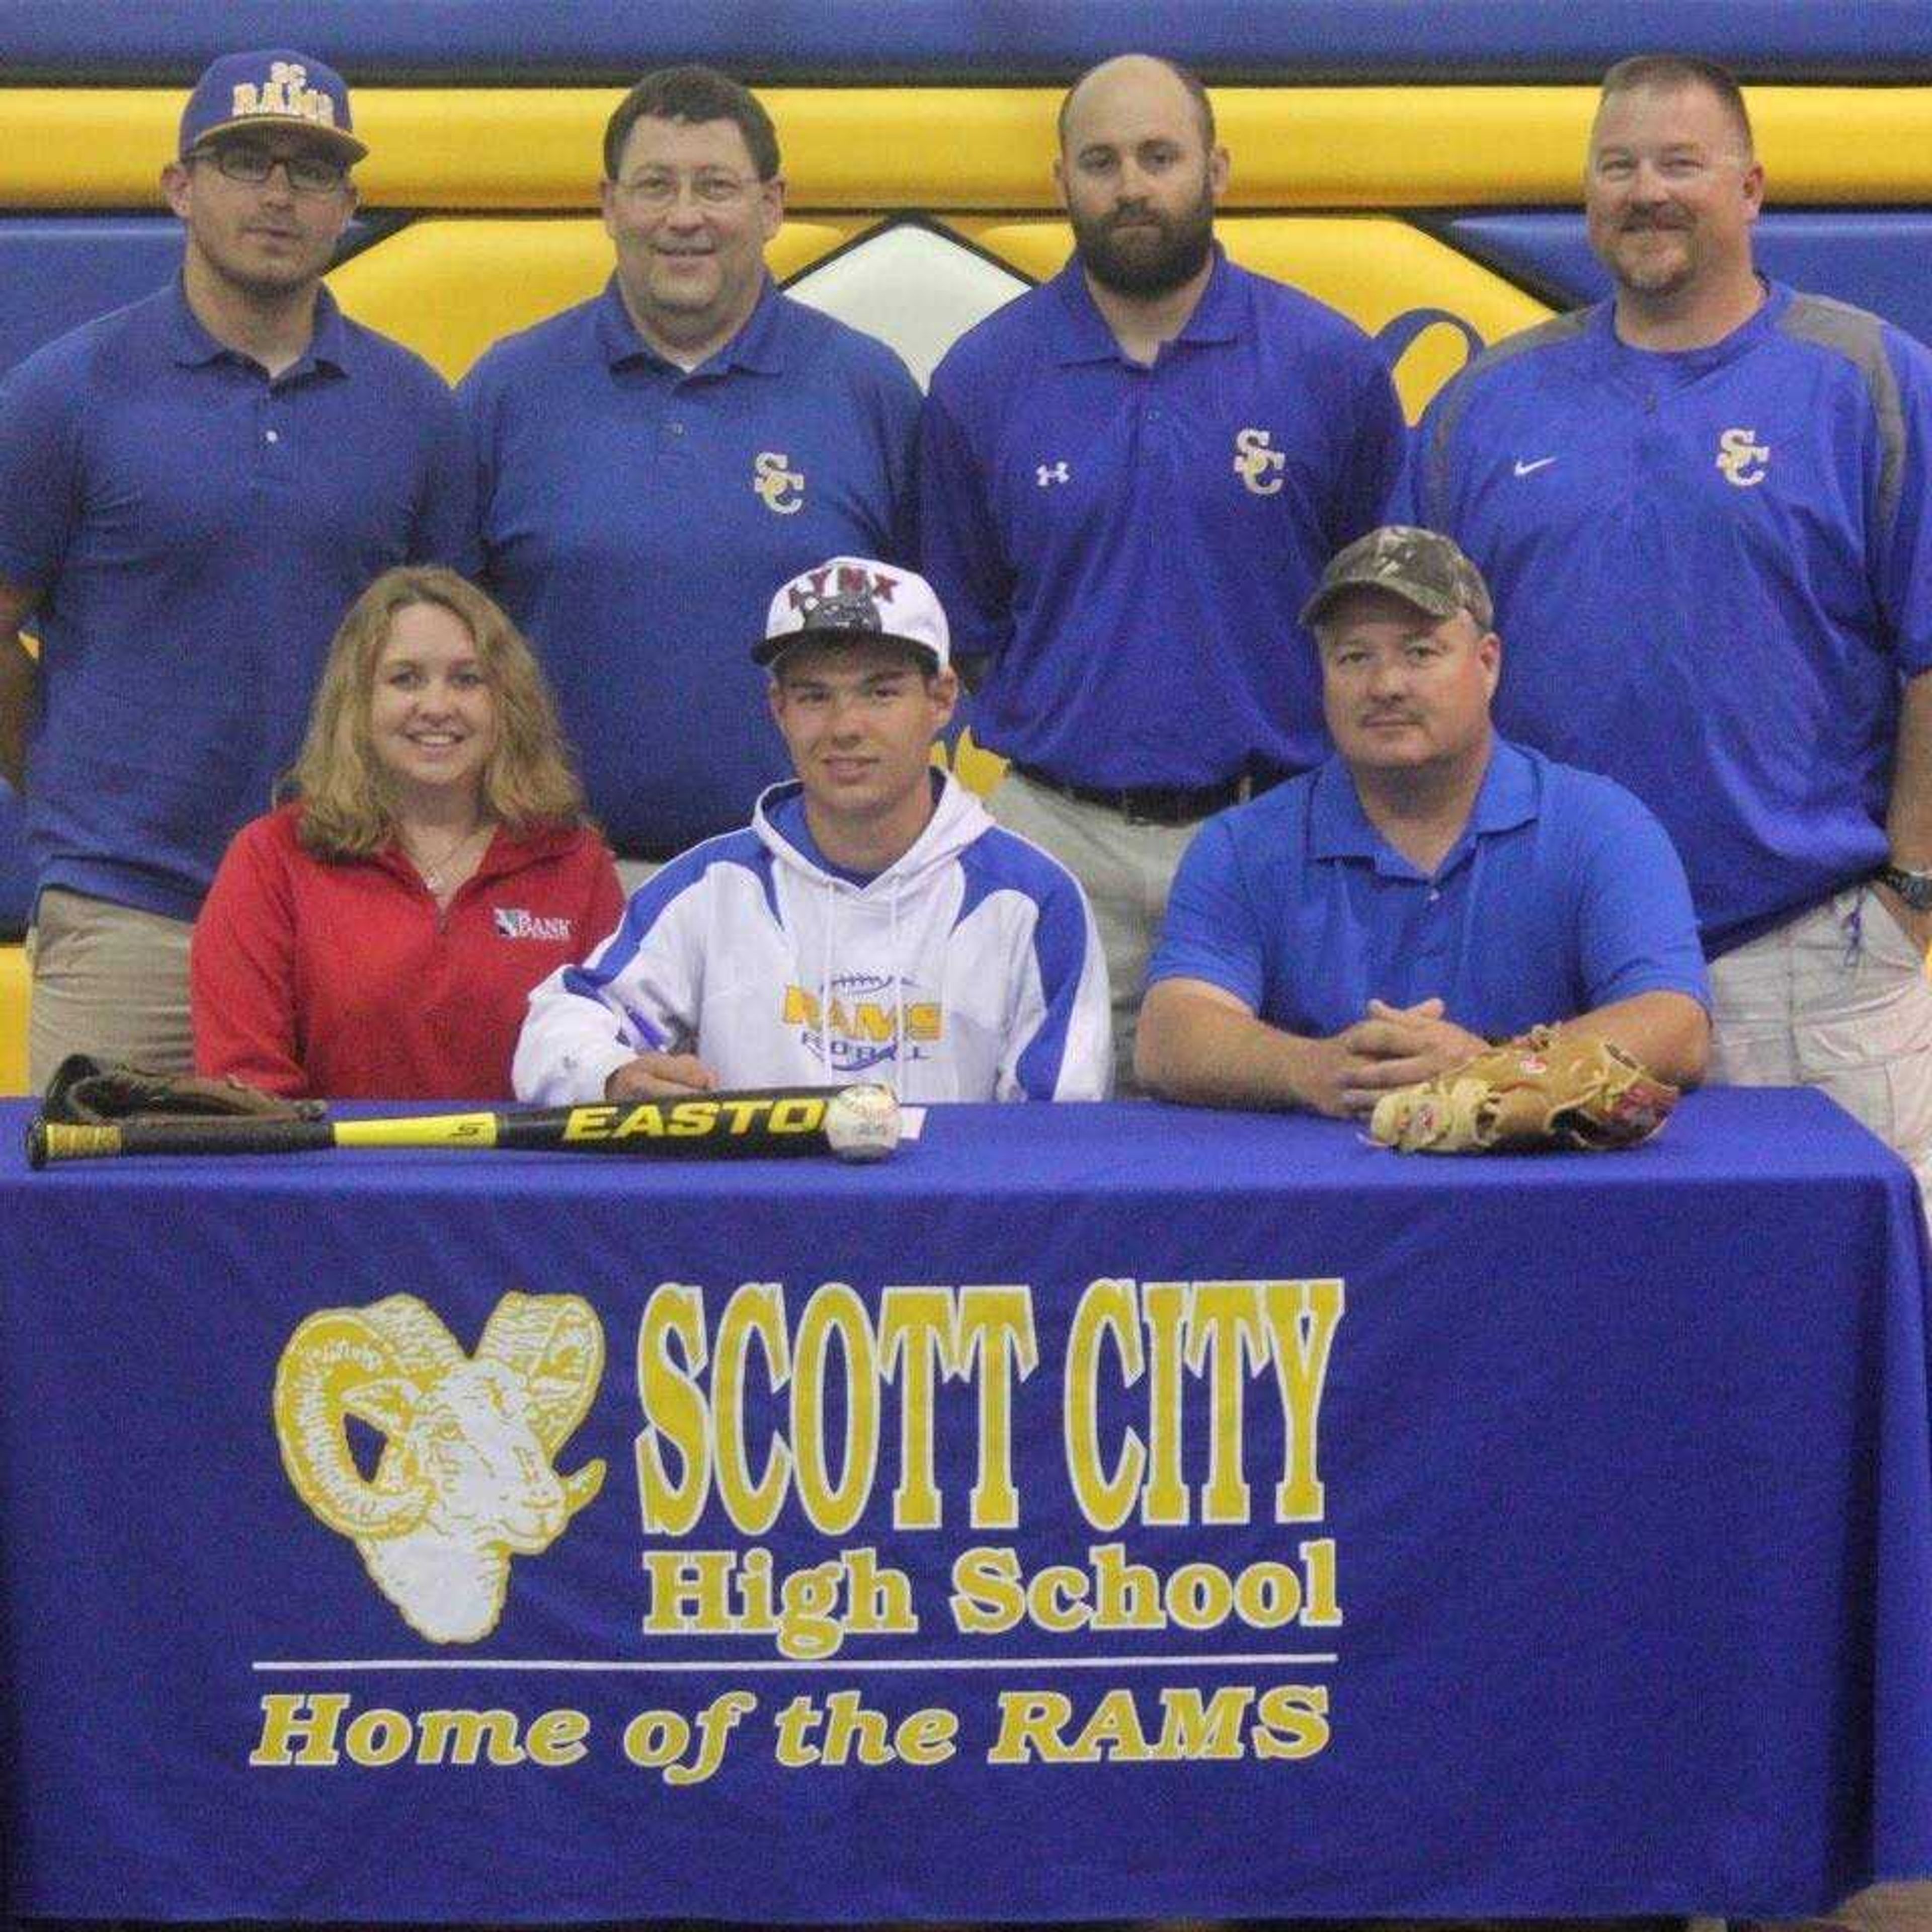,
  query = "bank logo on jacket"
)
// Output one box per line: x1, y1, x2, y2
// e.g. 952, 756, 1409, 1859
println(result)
495, 907, 575, 942
782, 972, 943, 1075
